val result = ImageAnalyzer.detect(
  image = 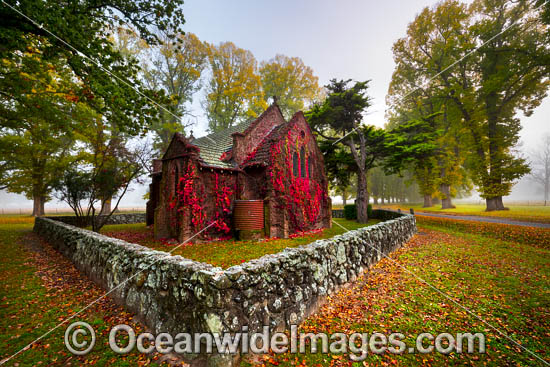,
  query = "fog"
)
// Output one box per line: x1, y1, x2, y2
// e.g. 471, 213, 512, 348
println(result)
2, 0, 549, 212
